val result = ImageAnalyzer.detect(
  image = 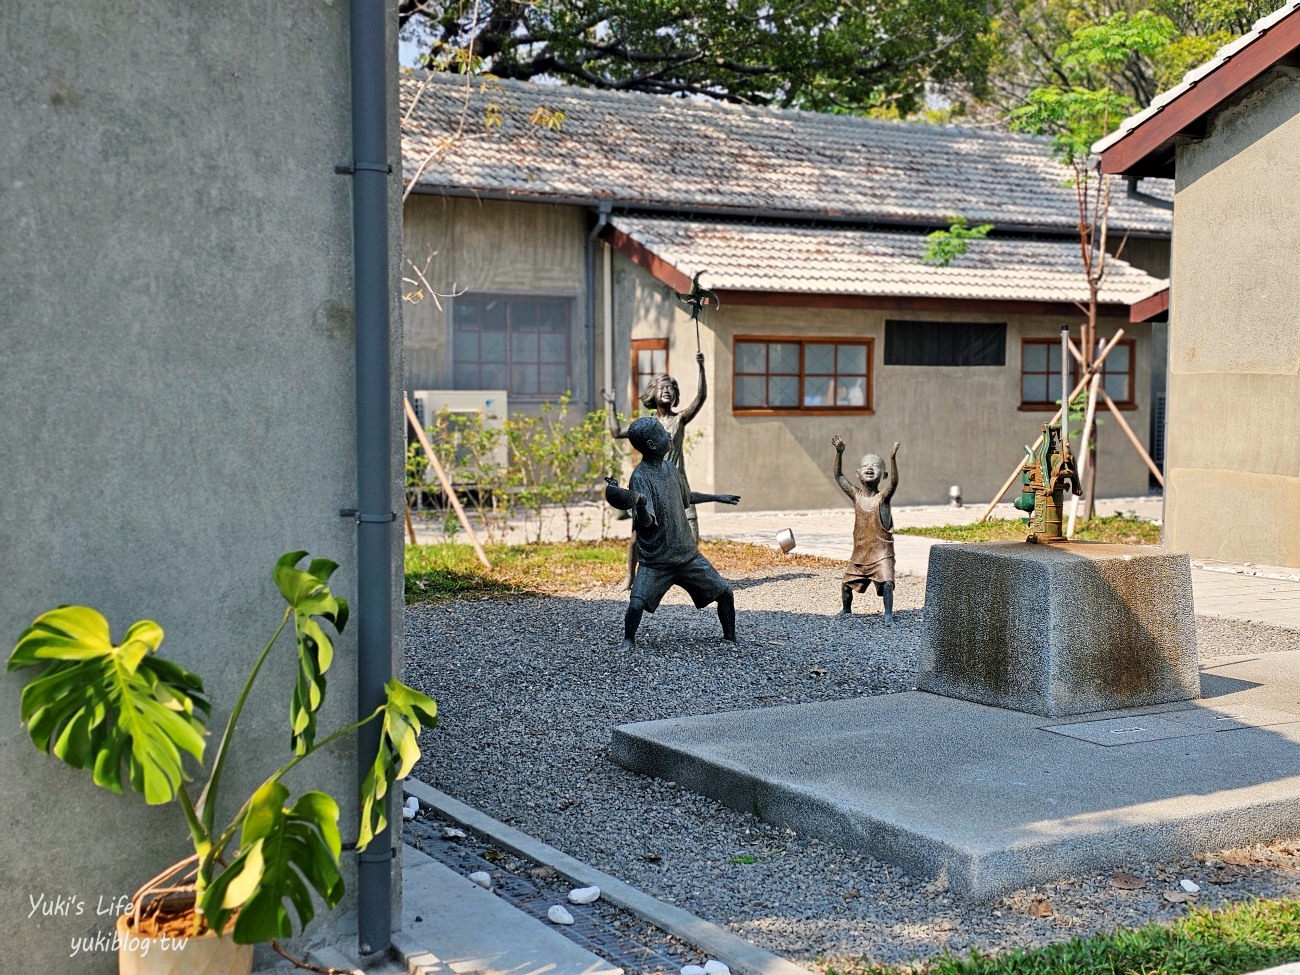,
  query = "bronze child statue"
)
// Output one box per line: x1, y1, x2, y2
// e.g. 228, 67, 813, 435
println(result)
605, 416, 740, 652
831, 436, 901, 624
605, 351, 708, 590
